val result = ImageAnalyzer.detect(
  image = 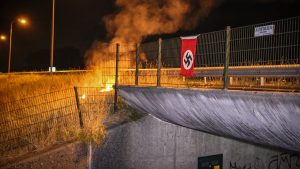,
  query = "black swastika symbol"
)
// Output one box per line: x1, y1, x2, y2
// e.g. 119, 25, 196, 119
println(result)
184, 52, 193, 68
